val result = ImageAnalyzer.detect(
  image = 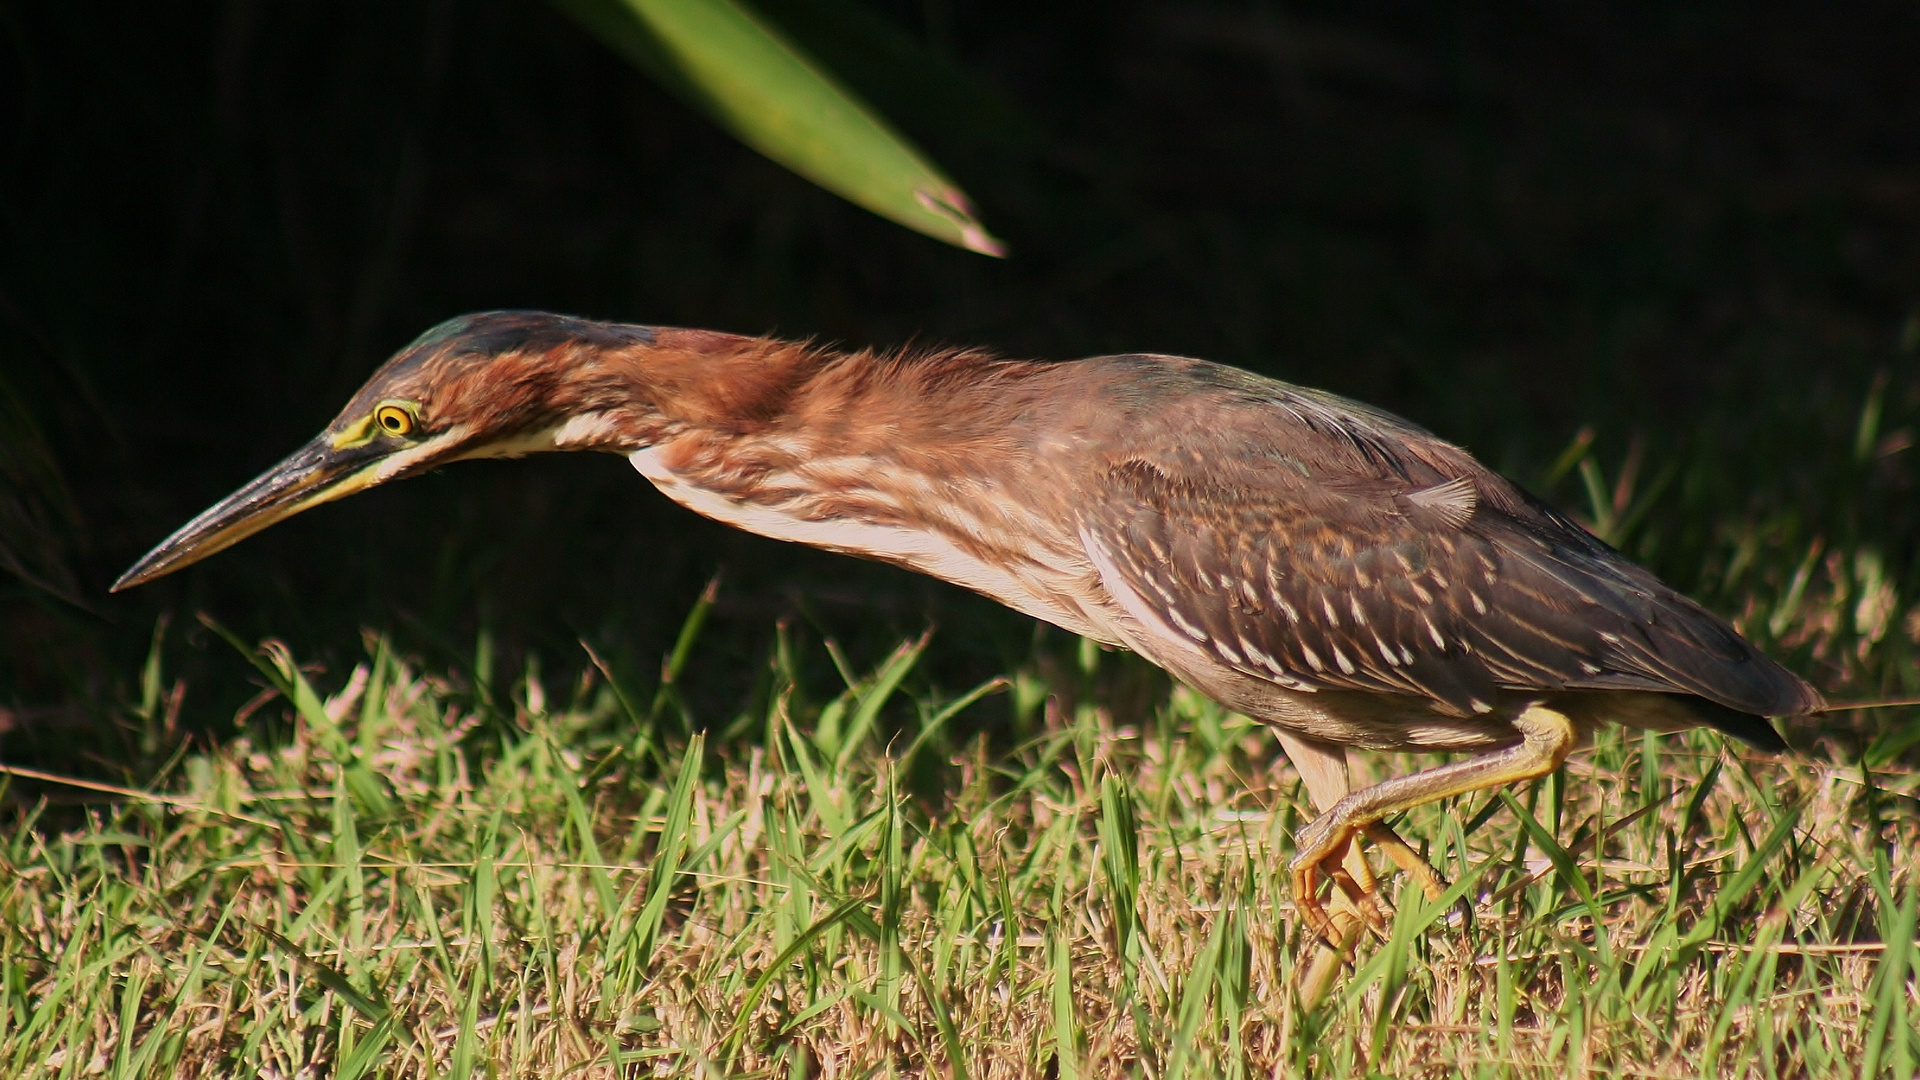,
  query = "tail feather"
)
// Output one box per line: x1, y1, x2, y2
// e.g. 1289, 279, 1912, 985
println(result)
1598, 581, 1825, 722
1684, 698, 1791, 753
